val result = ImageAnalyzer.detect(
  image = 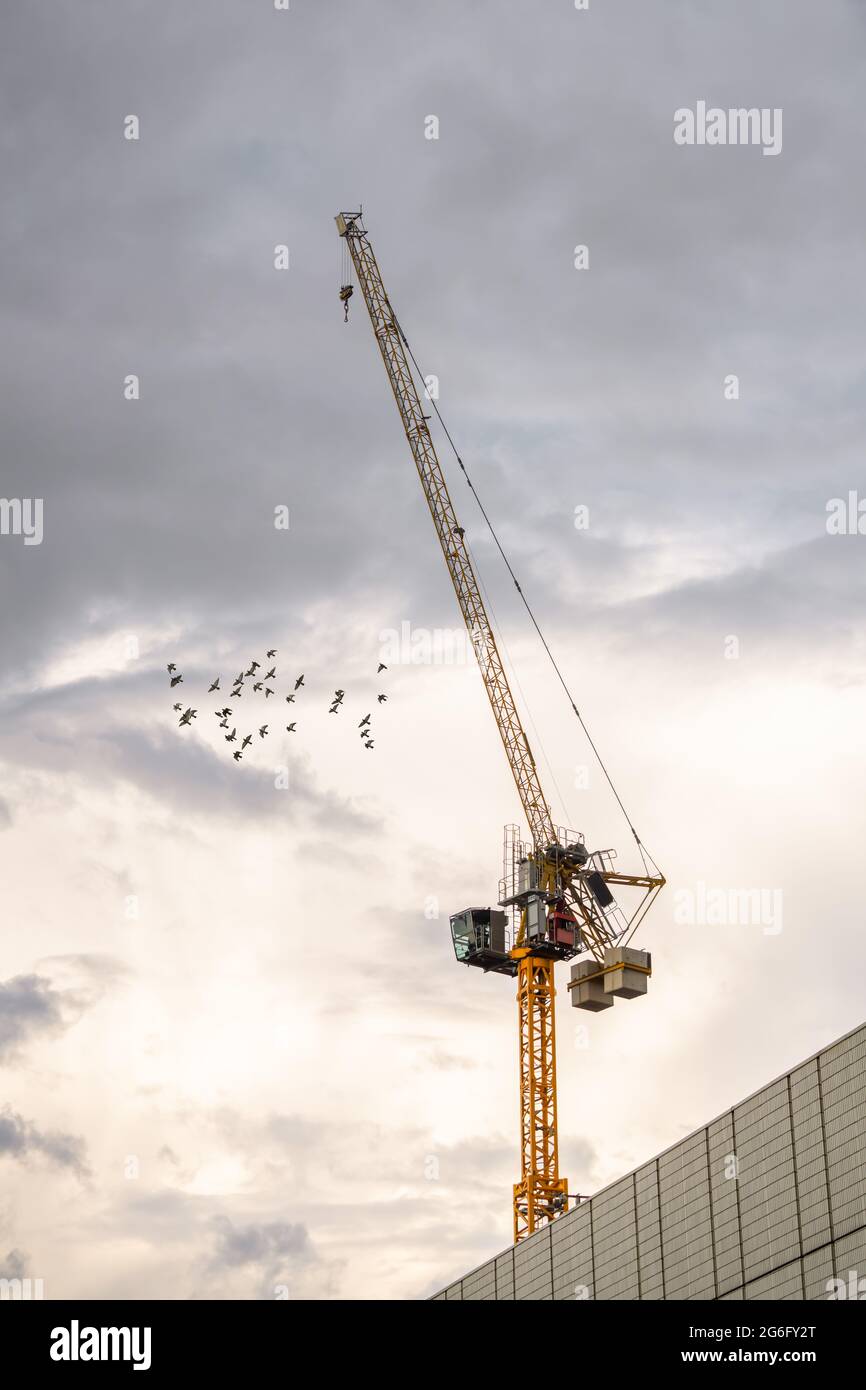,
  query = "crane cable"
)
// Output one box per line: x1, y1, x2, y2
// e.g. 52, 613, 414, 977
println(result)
468, 529, 578, 835
392, 307, 660, 877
